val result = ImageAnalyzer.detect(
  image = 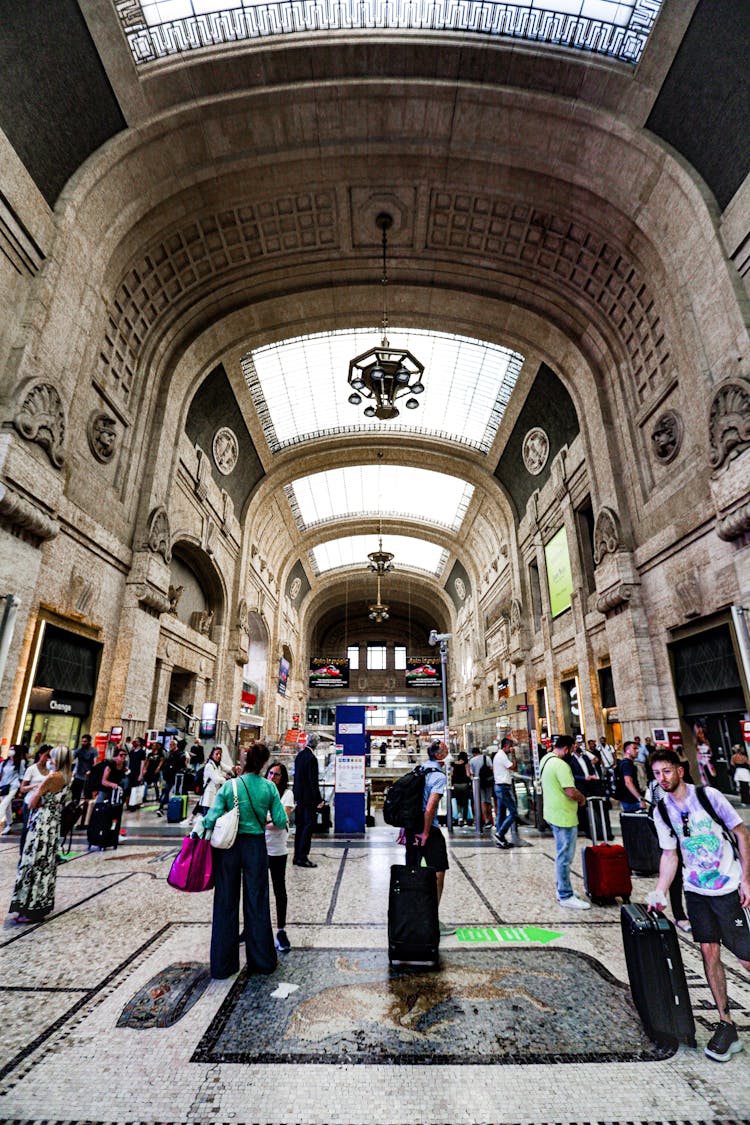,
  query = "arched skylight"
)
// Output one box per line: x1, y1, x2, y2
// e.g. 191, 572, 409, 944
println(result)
286, 466, 474, 532
311, 535, 449, 576
243, 328, 523, 454
118, 2, 663, 66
